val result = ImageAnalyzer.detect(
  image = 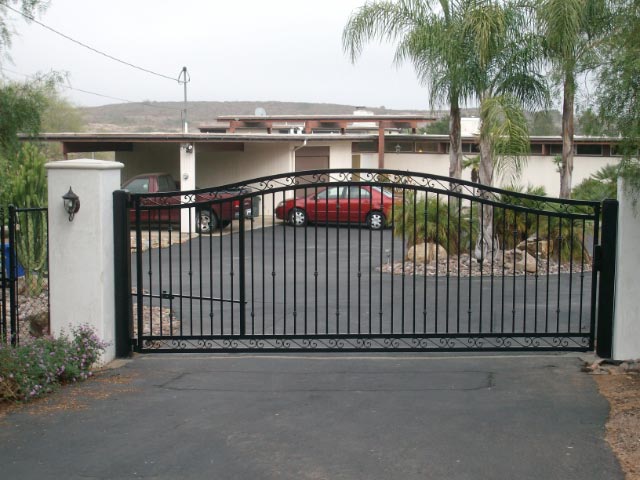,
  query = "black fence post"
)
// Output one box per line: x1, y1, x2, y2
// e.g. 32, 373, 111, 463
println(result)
596, 199, 618, 358
0, 207, 6, 343
8, 205, 17, 346
113, 190, 133, 358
